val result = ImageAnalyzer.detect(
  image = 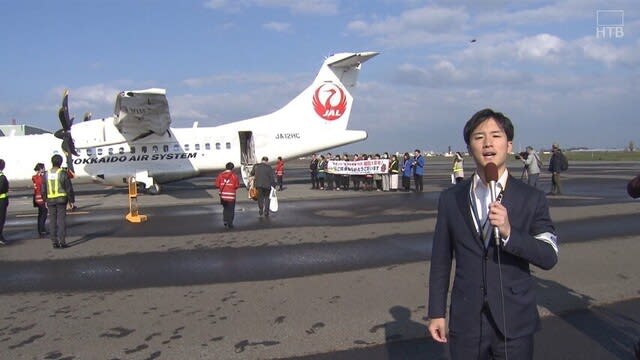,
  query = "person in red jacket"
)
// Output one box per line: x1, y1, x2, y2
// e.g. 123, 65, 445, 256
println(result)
215, 162, 240, 229
32, 163, 48, 237
275, 156, 284, 191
